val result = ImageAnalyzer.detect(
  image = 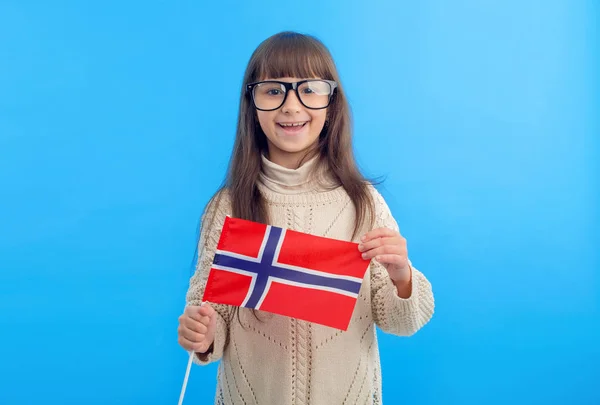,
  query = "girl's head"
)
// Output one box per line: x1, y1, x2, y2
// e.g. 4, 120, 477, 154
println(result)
239, 31, 348, 169
222, 31, 374, 237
